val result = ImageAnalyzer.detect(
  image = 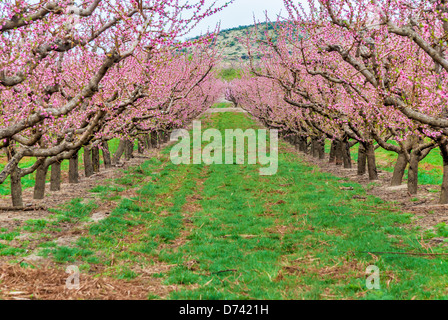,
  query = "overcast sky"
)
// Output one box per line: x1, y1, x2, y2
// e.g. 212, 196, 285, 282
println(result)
186, 0, 288, 38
